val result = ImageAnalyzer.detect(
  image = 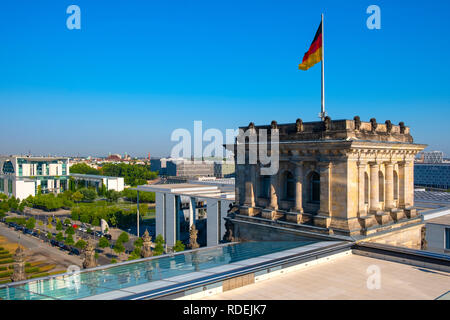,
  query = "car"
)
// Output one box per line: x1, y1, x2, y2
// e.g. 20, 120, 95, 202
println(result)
50, 239, 58, 246
94, 231, 102, 237
32, 231, 39, 237
102, 234, 112, 240
70, 247, 80, 255
24, 229, 33, 235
